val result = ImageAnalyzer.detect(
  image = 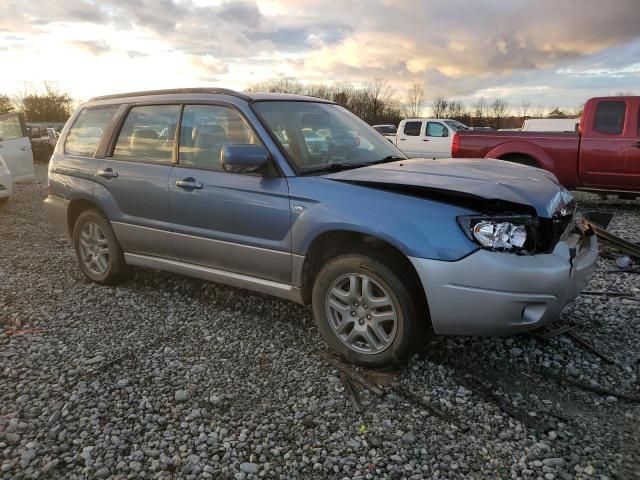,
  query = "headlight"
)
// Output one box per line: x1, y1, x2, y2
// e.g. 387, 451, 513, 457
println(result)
457, 215, 535, 252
